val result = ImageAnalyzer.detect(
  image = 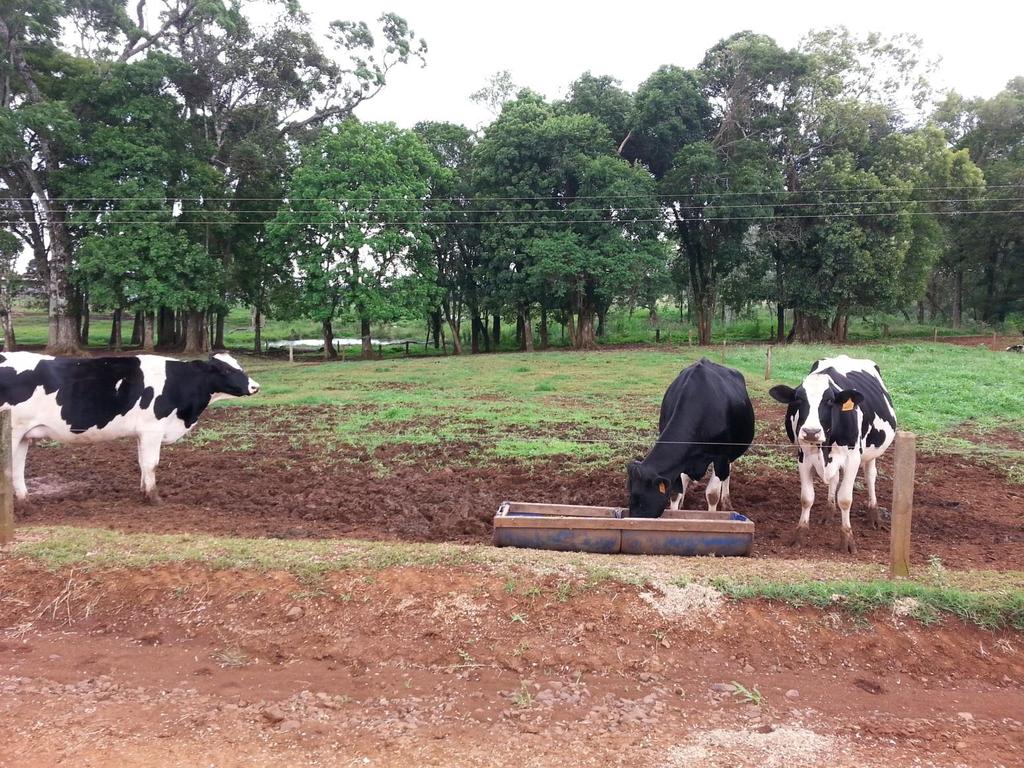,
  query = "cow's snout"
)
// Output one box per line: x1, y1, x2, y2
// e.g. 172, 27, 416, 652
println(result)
248, 379, 261, 395
800, 426, 823, 443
